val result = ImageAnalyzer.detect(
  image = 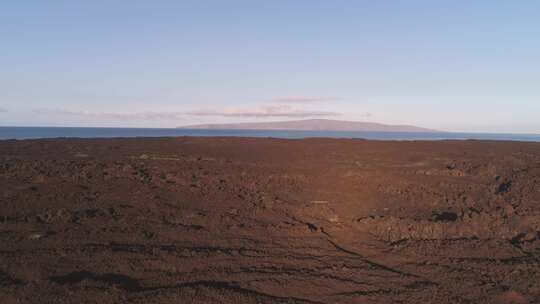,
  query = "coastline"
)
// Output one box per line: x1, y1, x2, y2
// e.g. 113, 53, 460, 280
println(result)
2, 126, 540, 142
